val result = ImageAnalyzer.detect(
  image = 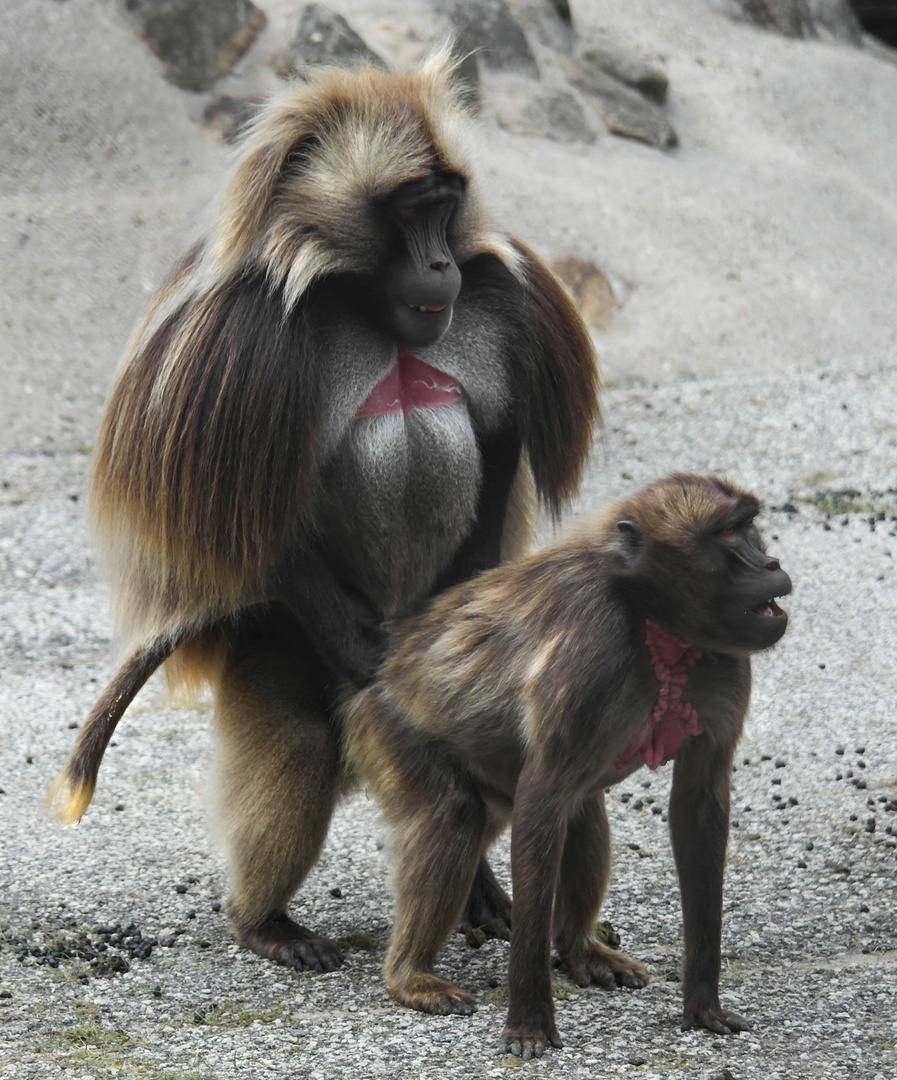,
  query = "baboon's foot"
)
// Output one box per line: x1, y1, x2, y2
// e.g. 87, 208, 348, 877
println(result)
563, 939, 649, 990
459, 861, 512, 941
683, 998, 752, 1035
233, 911, 343, 972
390, 971, 477, 1016
502, 1018, 563, 1060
